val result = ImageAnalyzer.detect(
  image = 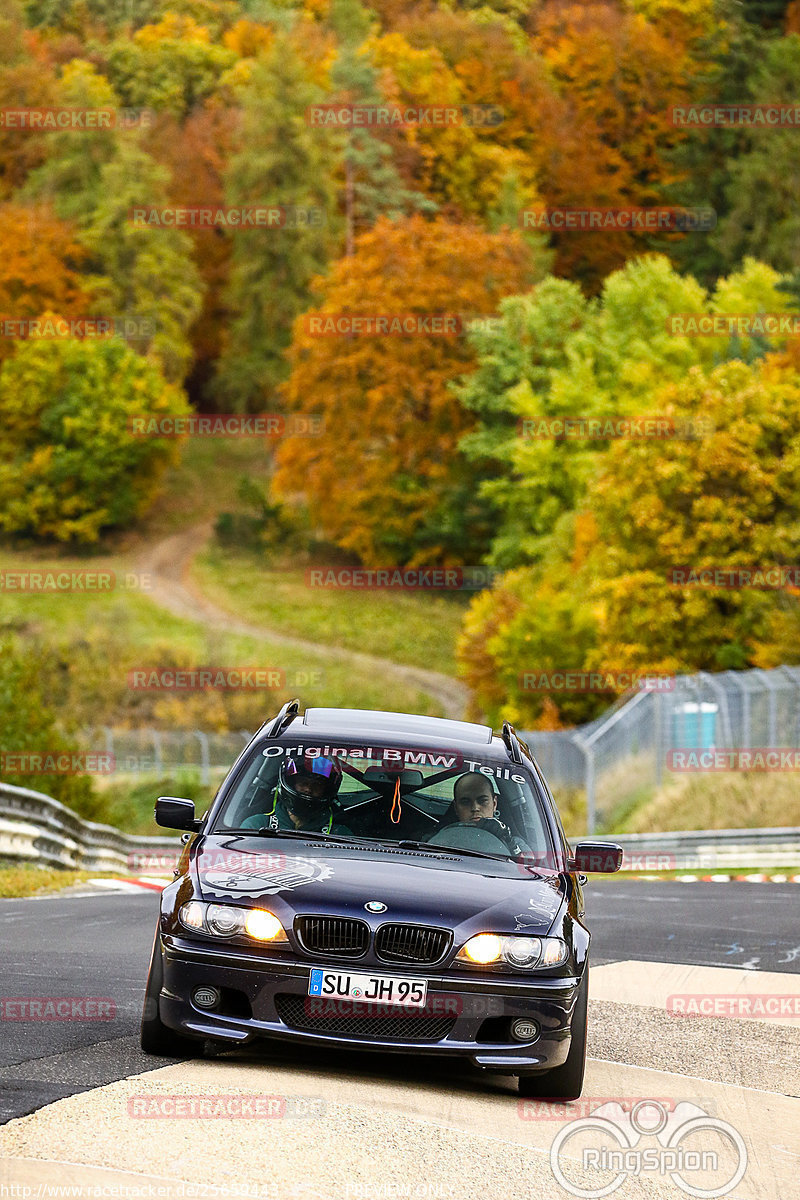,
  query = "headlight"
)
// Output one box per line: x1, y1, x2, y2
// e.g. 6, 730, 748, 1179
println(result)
502, 936, 541, 967
244, 909, 287, 942
177, 902, 287, 944
179, 901, 204, 931
459, 933, 503, 964
206, 904, 245, 938
456, 934, 568, 970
